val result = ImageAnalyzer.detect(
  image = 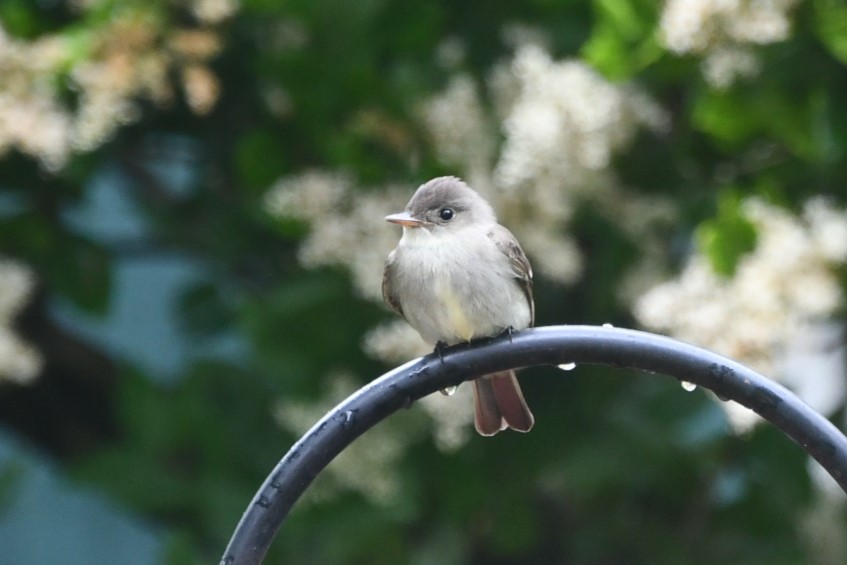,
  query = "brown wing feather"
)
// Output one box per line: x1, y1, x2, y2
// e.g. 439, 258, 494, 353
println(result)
488, 224, 534, 326
382, 251, 405, 318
